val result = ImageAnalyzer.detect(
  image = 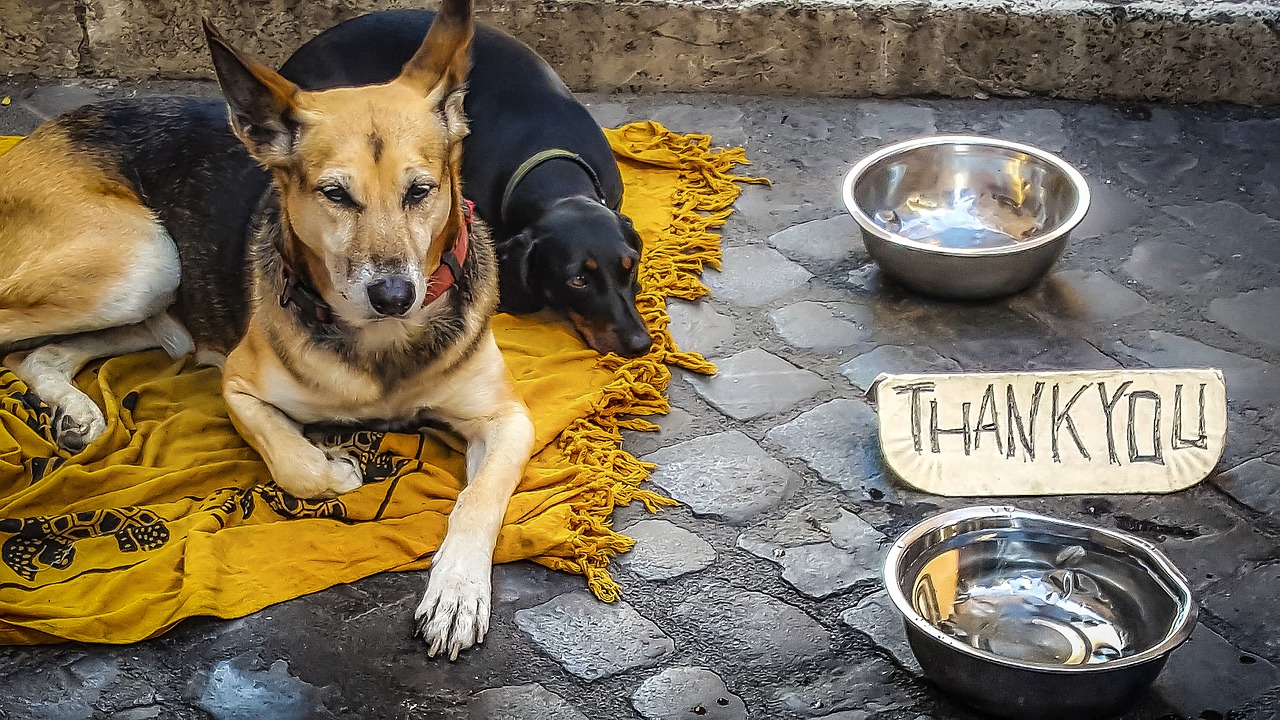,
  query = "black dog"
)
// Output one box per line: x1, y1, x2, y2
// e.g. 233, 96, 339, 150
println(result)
280, 9, 652, 357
